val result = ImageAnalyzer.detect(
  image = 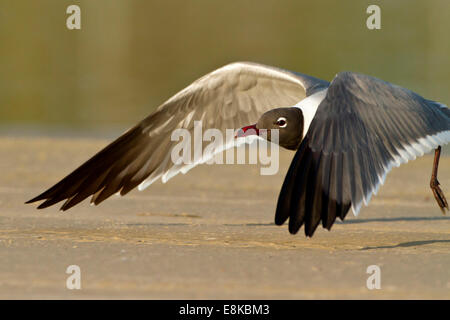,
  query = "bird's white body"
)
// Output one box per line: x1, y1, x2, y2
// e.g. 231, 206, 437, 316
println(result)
293, 89, 327, 138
